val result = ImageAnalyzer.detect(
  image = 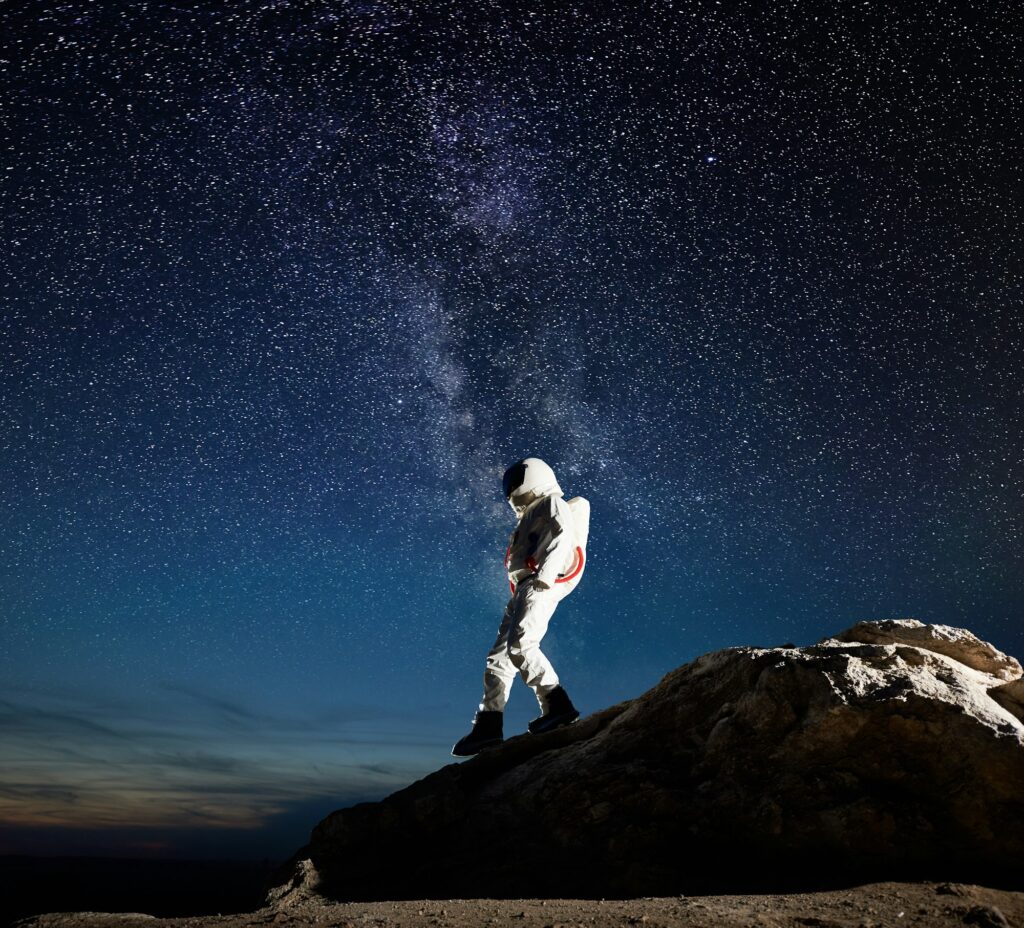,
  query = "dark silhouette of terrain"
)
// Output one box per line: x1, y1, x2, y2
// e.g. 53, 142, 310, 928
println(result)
1, 856, 274, 927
